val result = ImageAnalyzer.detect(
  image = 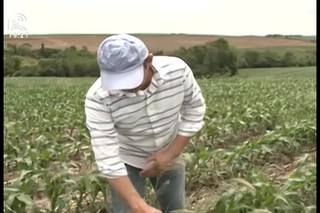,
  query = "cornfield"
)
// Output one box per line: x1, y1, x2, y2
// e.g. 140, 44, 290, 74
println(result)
4, 67, 316, 212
